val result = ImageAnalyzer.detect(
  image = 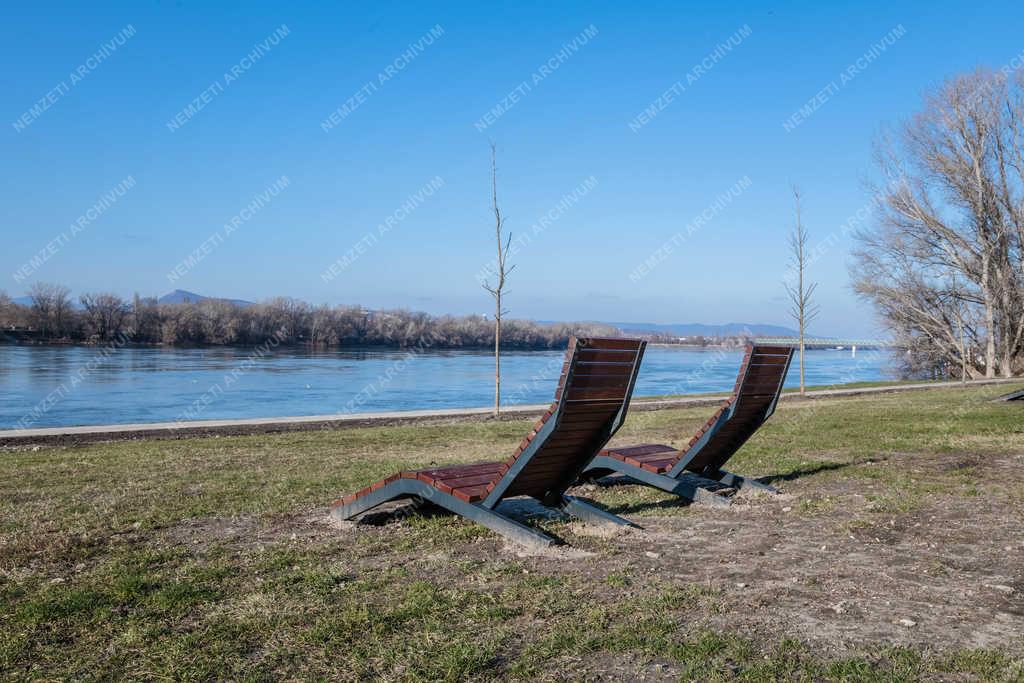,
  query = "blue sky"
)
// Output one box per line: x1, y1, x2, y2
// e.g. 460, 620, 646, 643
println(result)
3, 1, 1023, 337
